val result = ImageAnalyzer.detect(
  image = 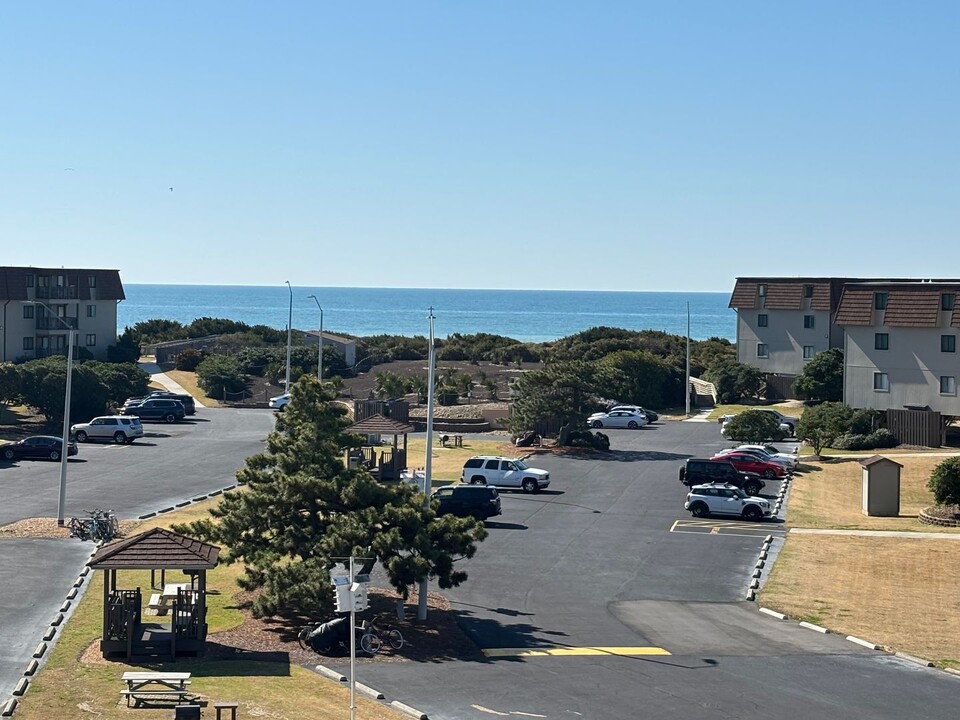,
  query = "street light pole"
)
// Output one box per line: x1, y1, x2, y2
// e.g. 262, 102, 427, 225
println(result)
418, 307, 437, 621
284, 281, 293, 393
307, 295, 323, 382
